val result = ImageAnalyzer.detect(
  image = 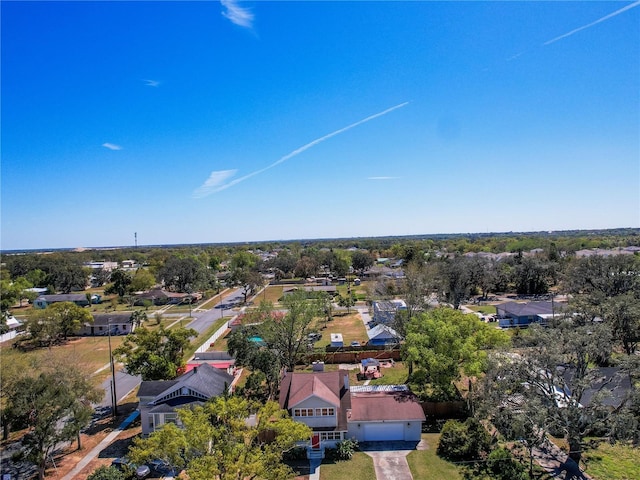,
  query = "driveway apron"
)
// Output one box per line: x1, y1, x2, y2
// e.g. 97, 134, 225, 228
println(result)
365, 450, 413, 480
